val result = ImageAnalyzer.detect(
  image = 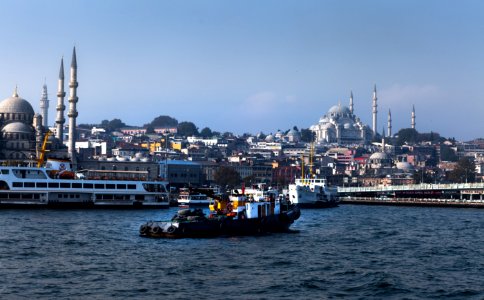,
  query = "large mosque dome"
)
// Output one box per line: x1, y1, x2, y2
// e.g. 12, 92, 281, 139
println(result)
0, 90, 35, 122
328, 105, 351, 117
